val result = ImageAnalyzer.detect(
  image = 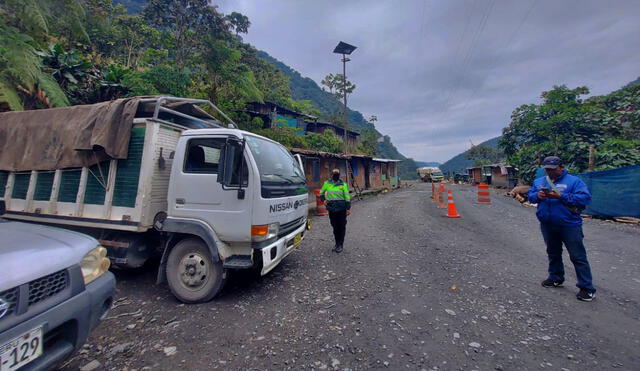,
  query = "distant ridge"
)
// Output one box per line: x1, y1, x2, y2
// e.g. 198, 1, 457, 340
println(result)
439, 137, 501, 174
415, 161, 441, 168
